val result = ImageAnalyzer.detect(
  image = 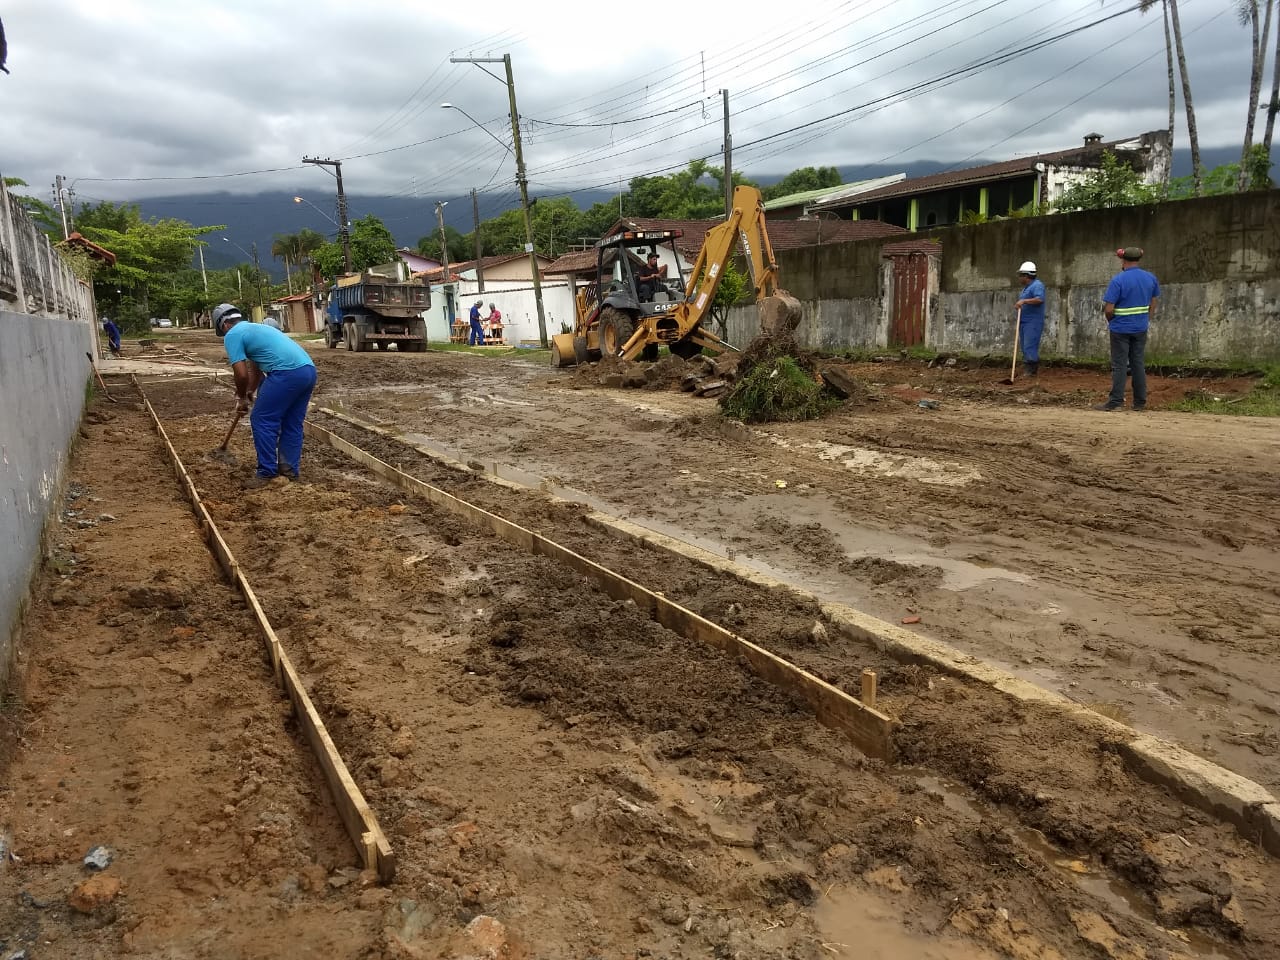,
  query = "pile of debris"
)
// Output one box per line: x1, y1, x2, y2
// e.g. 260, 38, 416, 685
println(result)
579, 352, 741, 399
